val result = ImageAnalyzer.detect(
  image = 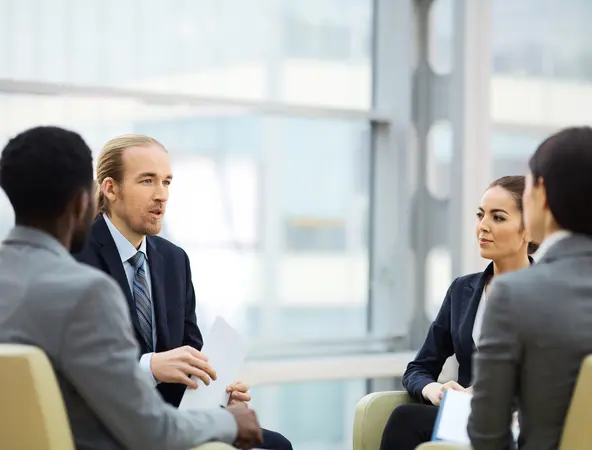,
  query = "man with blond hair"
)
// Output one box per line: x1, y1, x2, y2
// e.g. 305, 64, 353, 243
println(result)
76, 134, 292, 450
0, 126, 263, 450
